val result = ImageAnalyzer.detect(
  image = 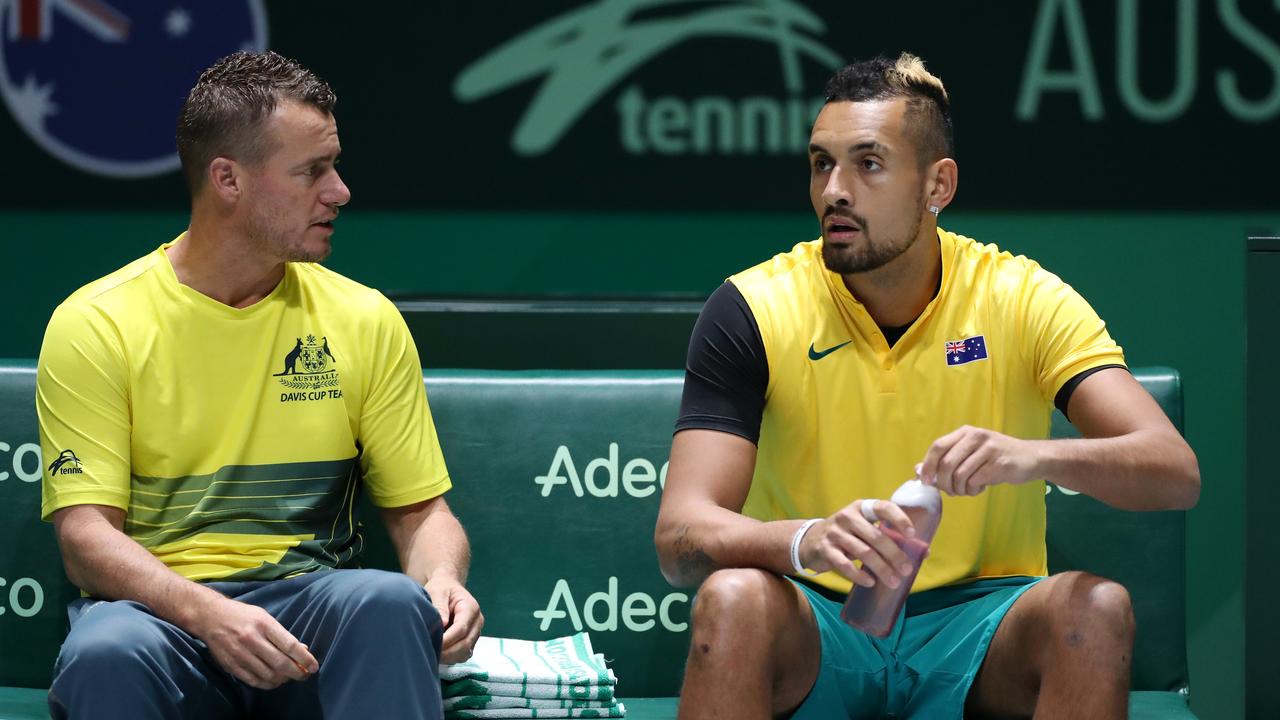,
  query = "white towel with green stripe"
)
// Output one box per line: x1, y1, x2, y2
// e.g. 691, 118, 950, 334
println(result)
443, 679, 615, 702
444, 706, 626, 719
441, 634, 617, 687
445, 696, 615, 711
